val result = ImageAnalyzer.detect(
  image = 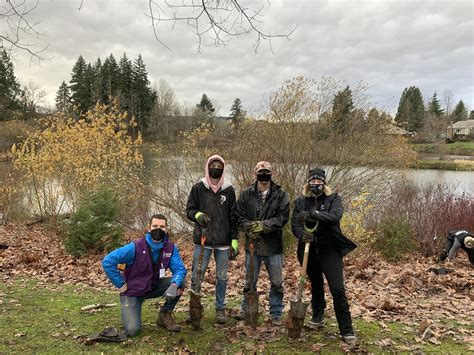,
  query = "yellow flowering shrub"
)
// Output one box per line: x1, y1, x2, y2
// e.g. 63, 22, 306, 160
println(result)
12, 101, 145, 220
341, 192, 375, 248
